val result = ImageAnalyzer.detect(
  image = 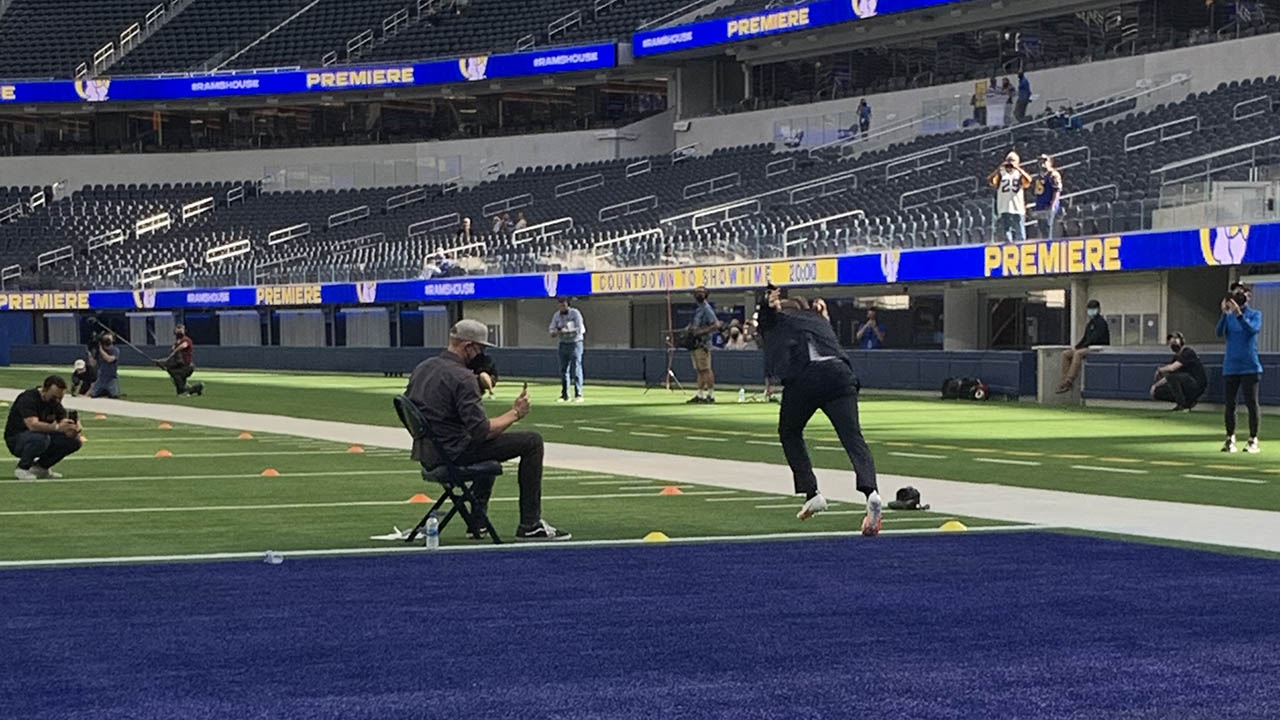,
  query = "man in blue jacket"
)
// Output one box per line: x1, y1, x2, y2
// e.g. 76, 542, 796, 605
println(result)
756, 285, 883, 536
1217, 282, 1263, 453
